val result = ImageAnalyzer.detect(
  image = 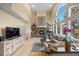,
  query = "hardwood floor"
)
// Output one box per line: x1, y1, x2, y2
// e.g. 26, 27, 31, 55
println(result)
12, 38, 48, 56
30, 52, 48, 56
